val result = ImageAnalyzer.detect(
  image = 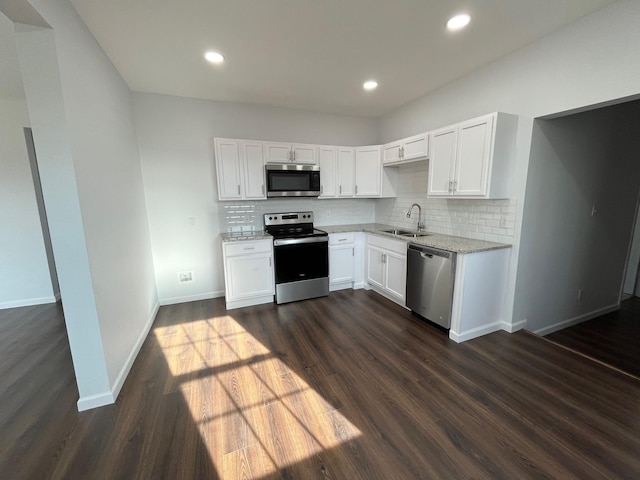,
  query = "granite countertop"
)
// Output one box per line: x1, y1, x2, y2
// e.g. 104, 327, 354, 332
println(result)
221, 231, 272, 242
319, 223, 511, 254
221, 223, 511, 254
